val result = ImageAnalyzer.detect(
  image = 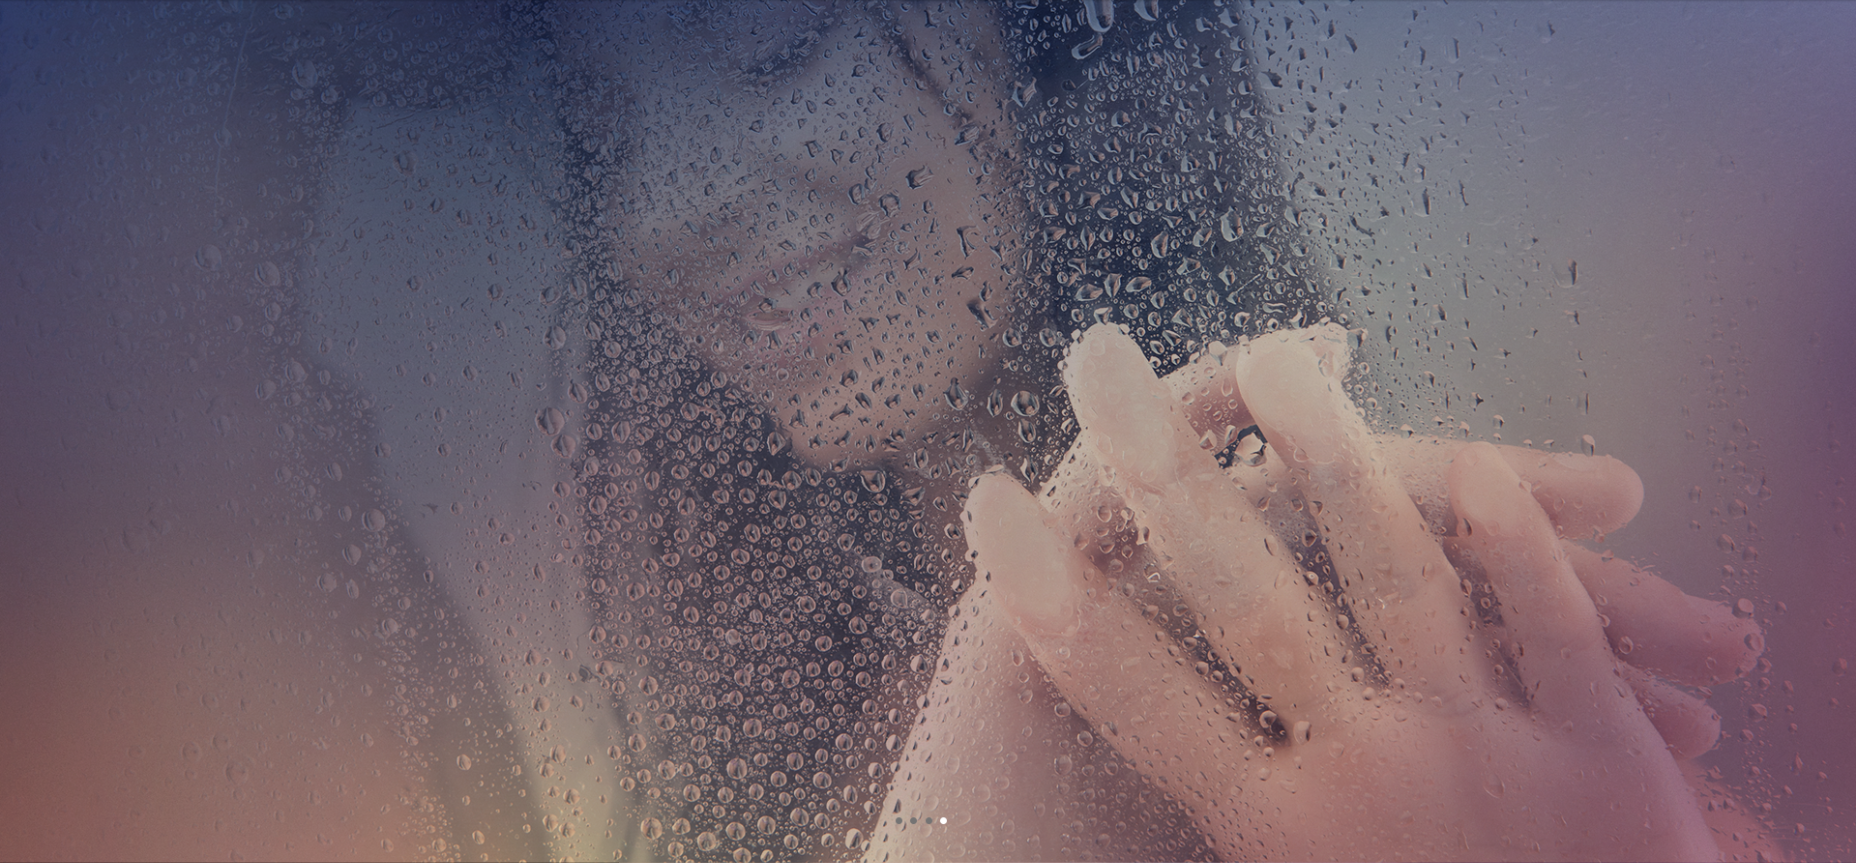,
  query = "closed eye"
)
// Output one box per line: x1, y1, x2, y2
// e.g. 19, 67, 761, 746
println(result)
739, 16, 837, 83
